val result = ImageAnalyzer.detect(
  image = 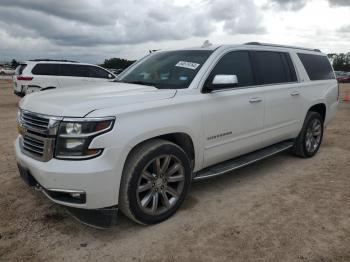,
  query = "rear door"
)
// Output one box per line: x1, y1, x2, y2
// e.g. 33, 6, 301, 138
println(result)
58, 64, 91, 87
30, 63, 61, 91
251, 50, 303, 147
